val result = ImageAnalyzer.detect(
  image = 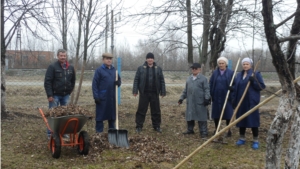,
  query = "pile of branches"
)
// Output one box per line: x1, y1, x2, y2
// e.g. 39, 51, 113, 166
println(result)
44, 104, 93, 117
